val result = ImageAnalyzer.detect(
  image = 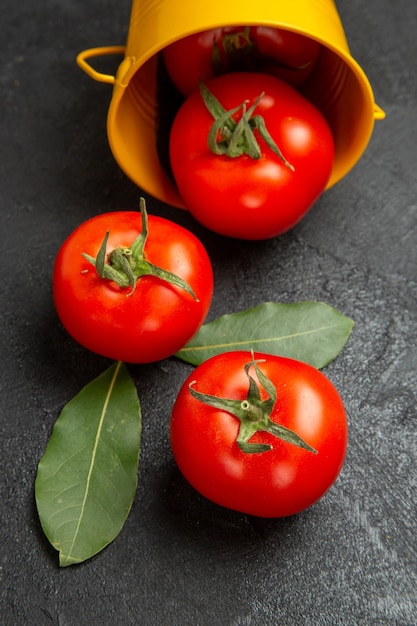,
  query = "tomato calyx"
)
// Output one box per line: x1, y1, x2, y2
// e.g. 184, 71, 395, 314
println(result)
213, 27, 312, 75
82, 198, 198, 299
188, 352, 317, 455
200, 81, 294, 169
212, 27, 256, 75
